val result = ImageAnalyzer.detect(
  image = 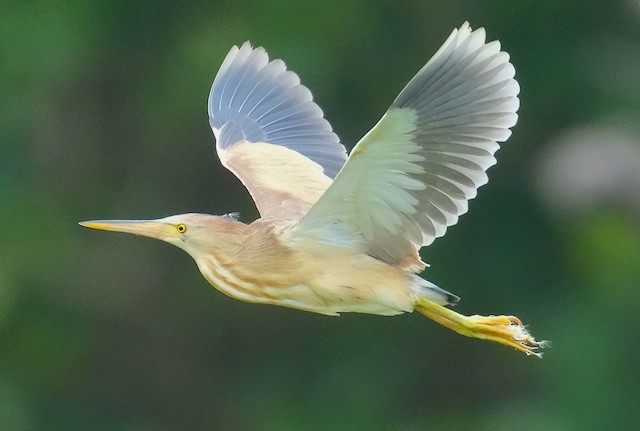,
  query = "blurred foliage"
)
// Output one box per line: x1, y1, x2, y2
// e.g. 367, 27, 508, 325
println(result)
2, 0, 640, 430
